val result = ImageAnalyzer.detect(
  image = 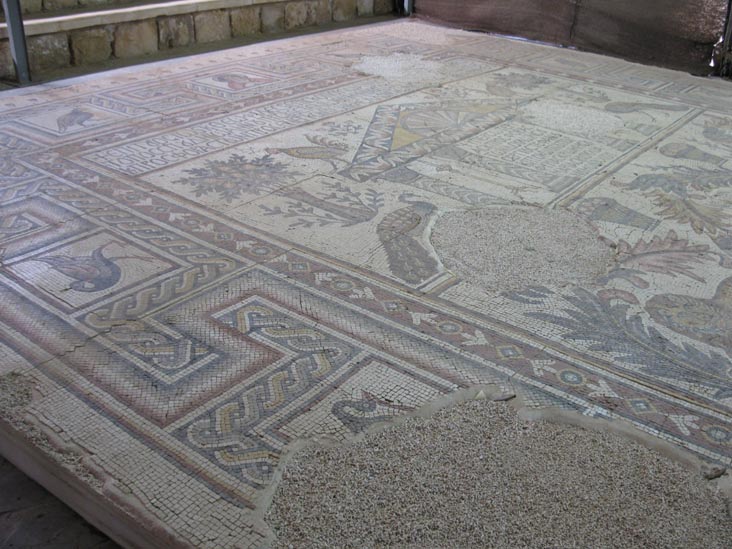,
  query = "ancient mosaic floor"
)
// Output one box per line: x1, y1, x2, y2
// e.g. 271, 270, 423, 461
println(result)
1, 19, 731, 548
